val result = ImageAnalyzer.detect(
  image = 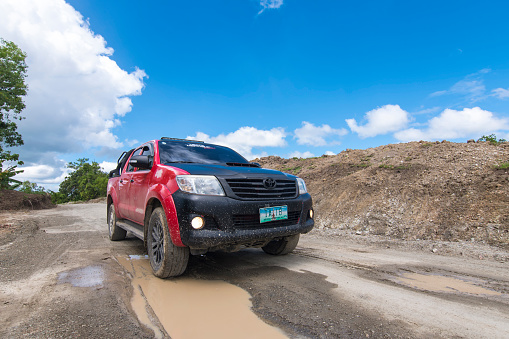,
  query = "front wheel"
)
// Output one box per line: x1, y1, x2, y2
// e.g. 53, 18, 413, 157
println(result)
262, 234, 300, 255
147, 207, 189, 278
108, 204, 126, 241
